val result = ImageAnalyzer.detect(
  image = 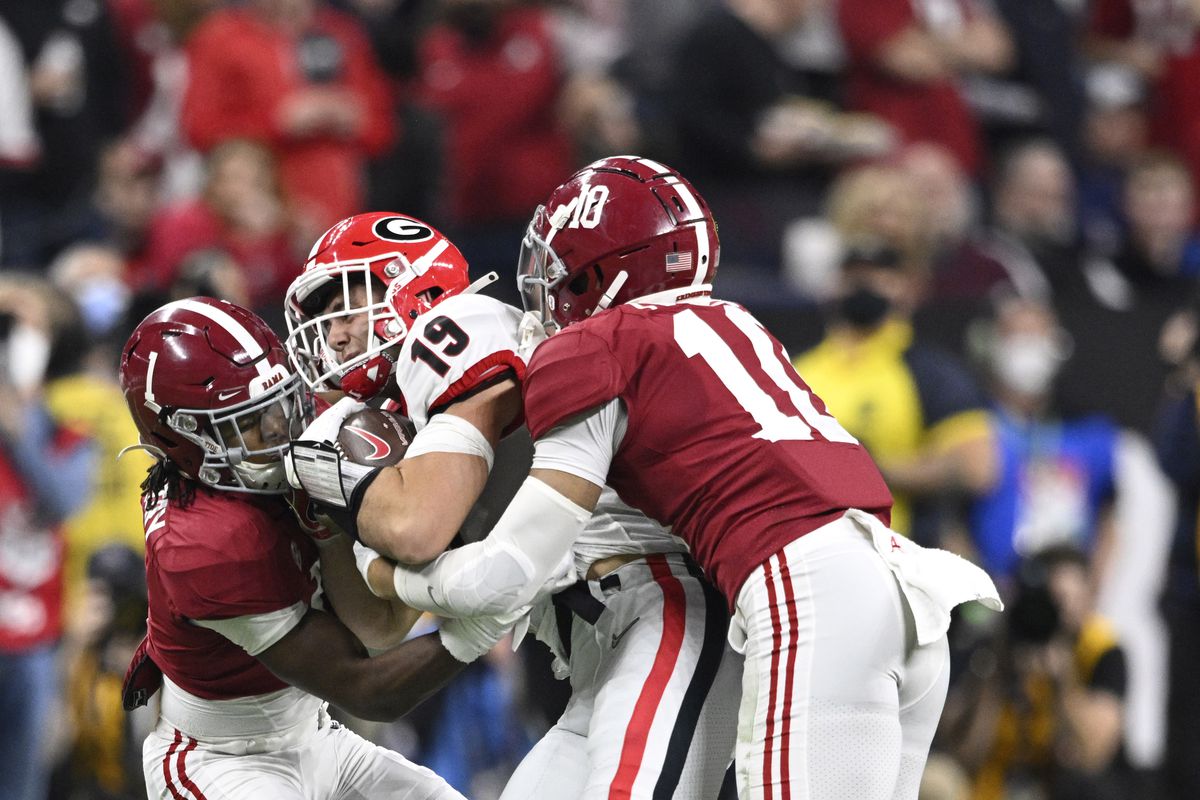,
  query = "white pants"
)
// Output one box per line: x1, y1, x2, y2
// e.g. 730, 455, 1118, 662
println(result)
501, 552, 742, 799
731, 516, 951, 800
143, 710, 463, 800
